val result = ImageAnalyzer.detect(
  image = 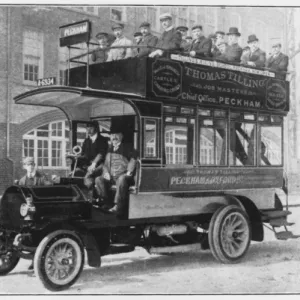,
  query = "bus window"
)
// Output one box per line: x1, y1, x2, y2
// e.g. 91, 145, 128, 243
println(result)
230, 122, 256, 166
164, 121, 194, 165
259, 125, 282, 166
143, 119, 158, 158
199, 119, 227, 166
